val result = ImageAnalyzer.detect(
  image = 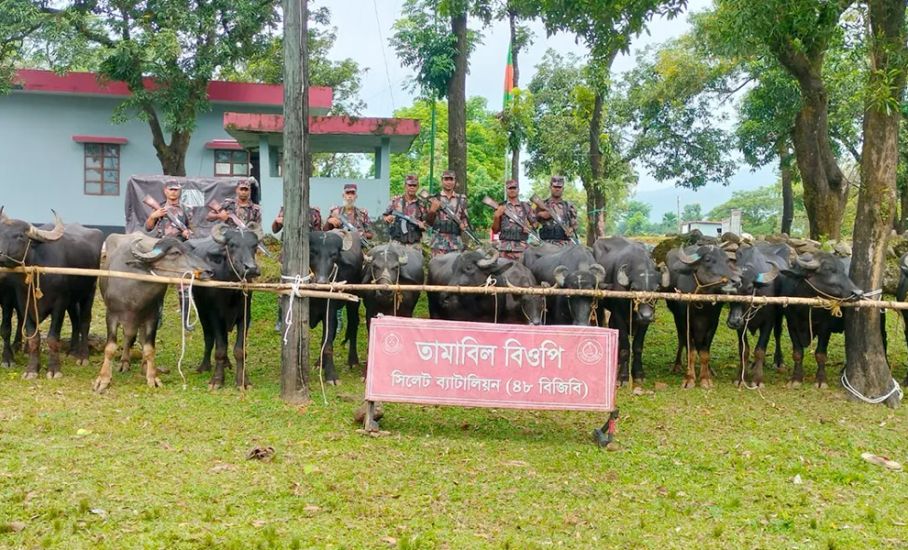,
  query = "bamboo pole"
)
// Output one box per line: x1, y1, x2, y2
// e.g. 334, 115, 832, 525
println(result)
2, 265, 905, 310
0, 266, 358, 302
